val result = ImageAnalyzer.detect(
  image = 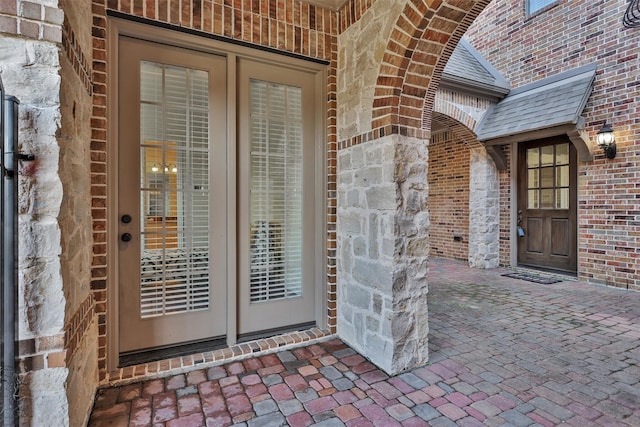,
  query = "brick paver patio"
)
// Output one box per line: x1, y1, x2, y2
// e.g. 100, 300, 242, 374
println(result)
89, 258, 640, 426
